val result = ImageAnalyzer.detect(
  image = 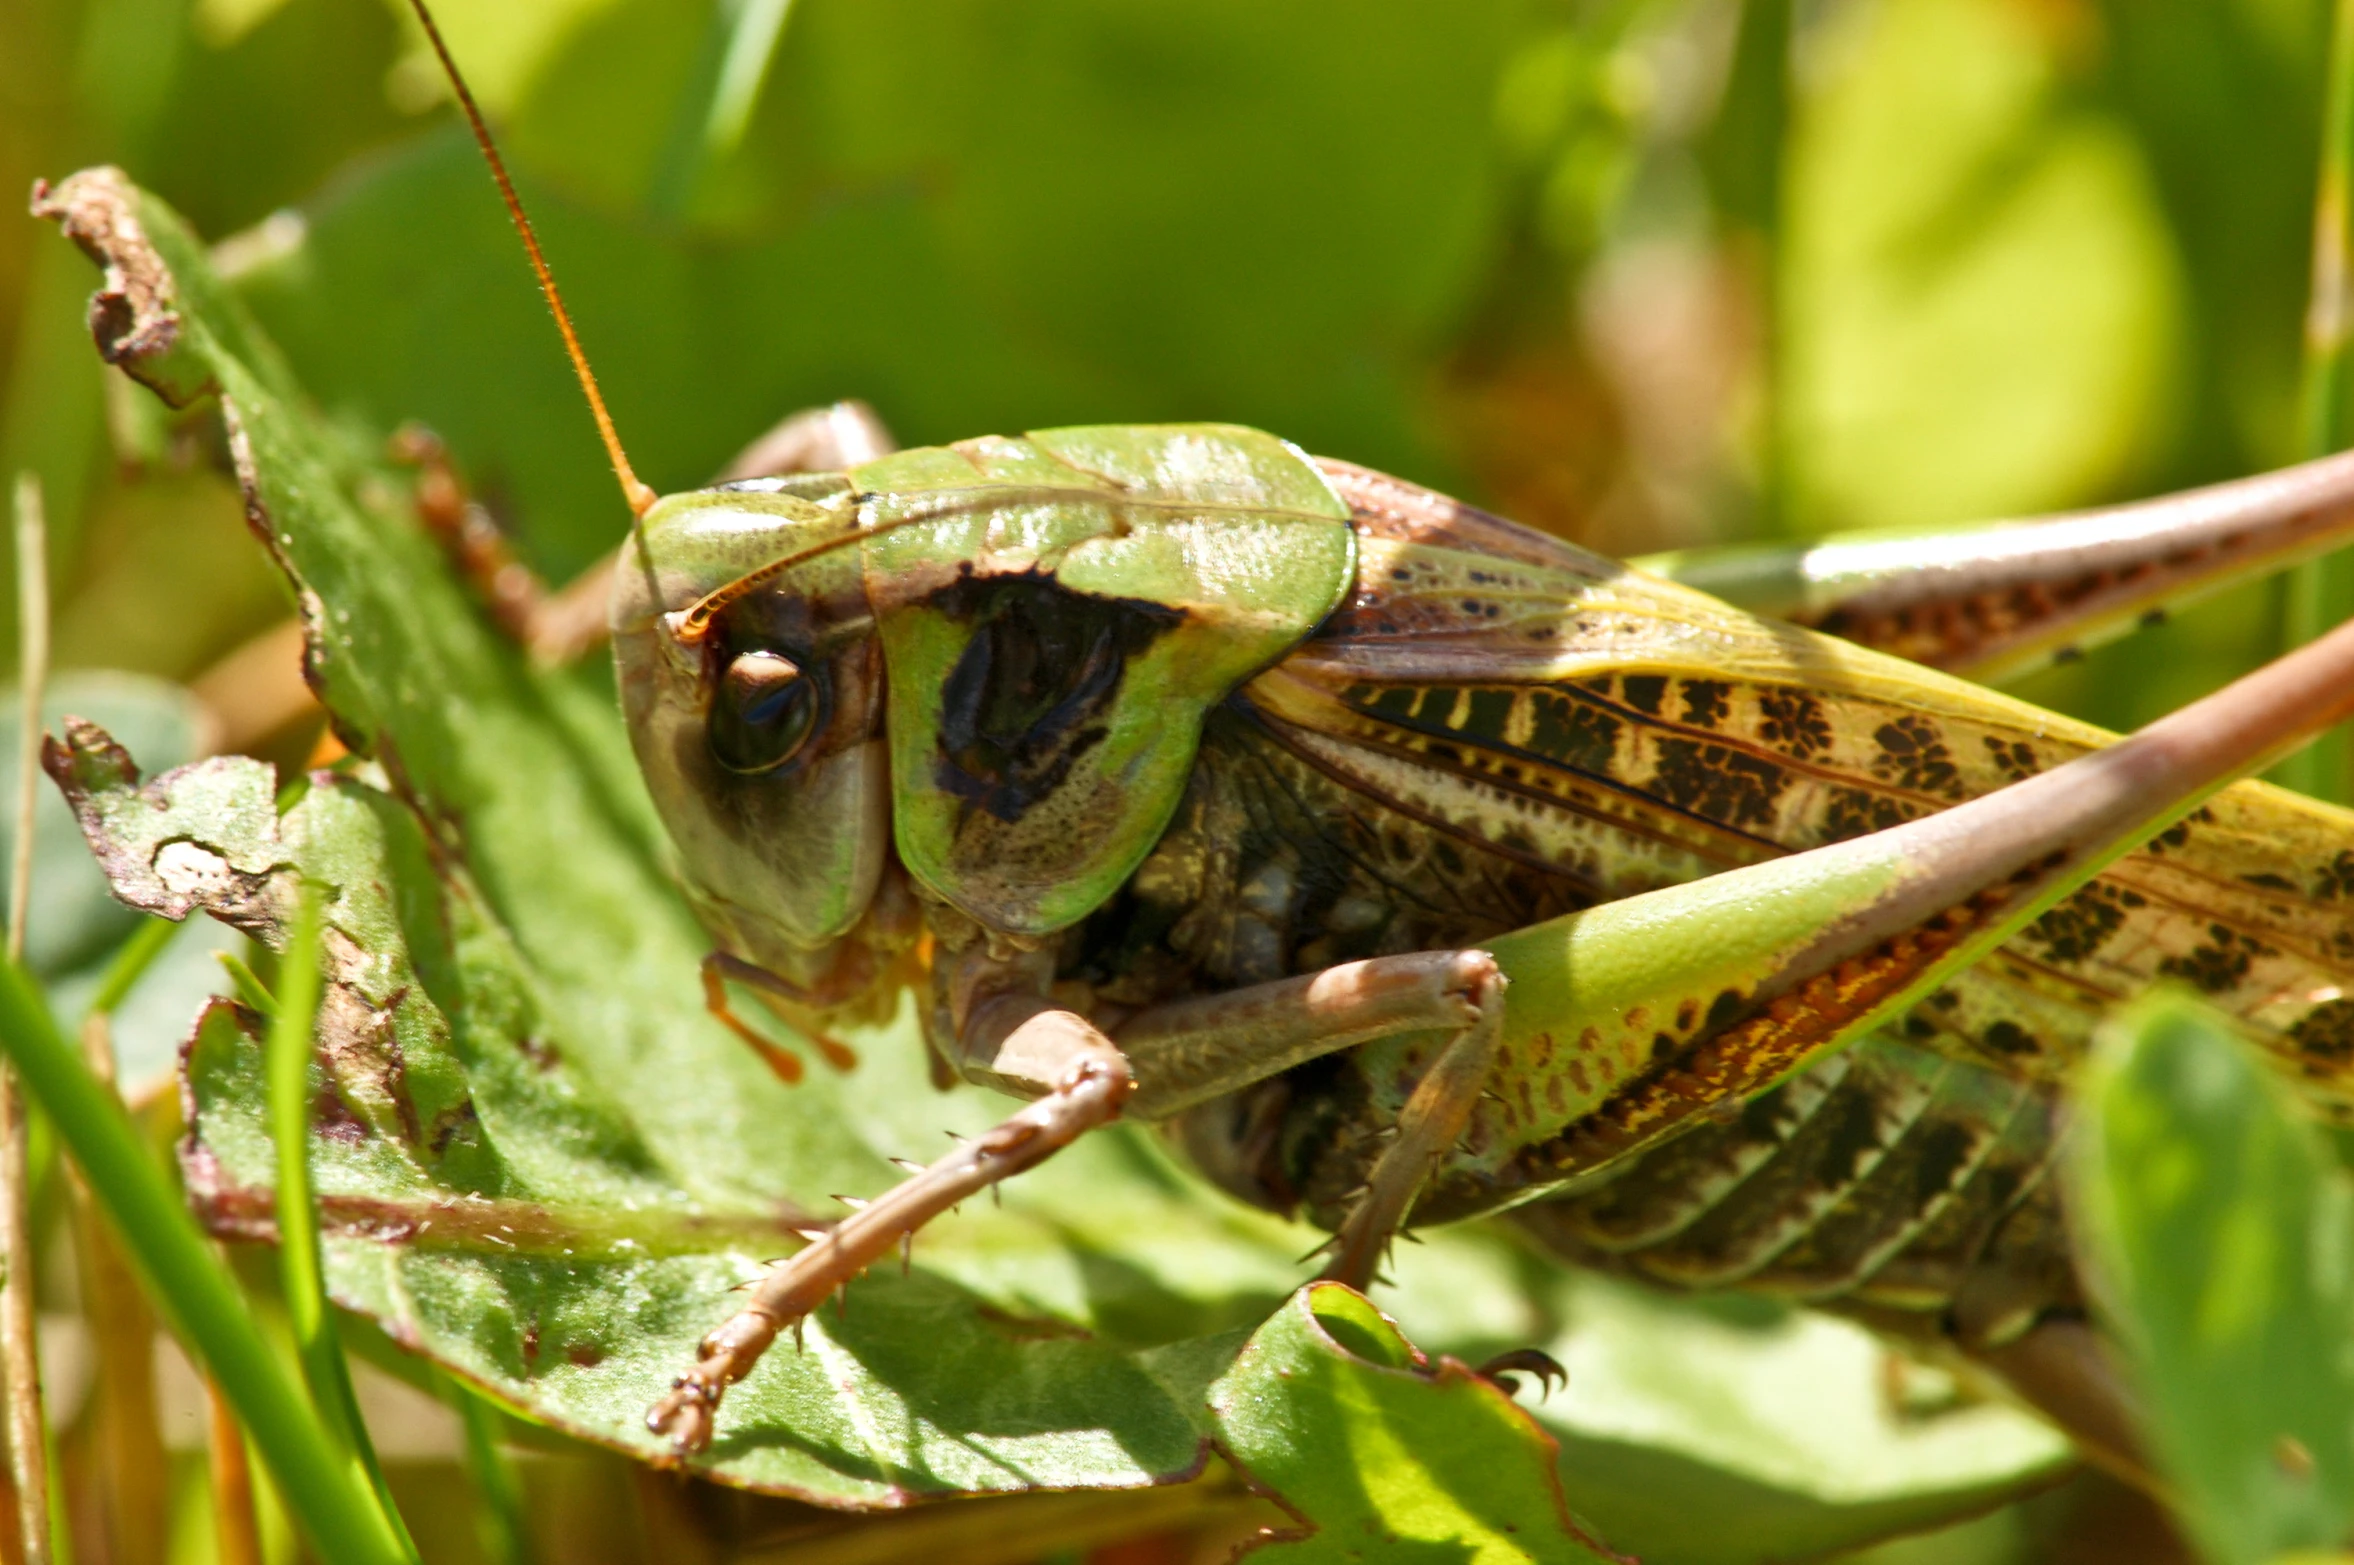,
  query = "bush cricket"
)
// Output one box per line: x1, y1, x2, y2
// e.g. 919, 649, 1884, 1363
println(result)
78, 0, 2354, 1484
